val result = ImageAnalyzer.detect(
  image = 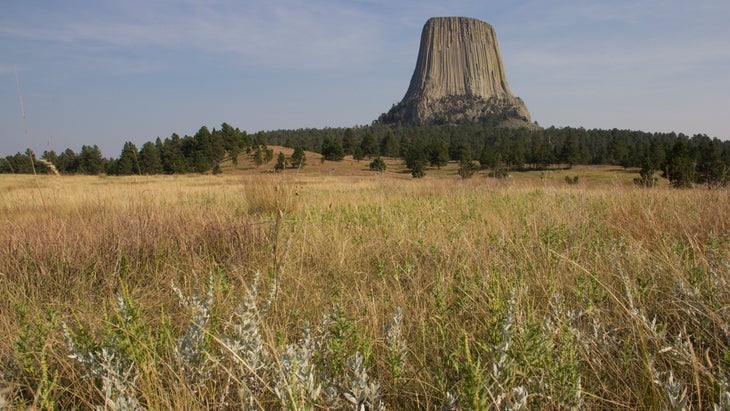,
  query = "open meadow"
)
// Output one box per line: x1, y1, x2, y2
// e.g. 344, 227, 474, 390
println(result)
0, 161, 728, 409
